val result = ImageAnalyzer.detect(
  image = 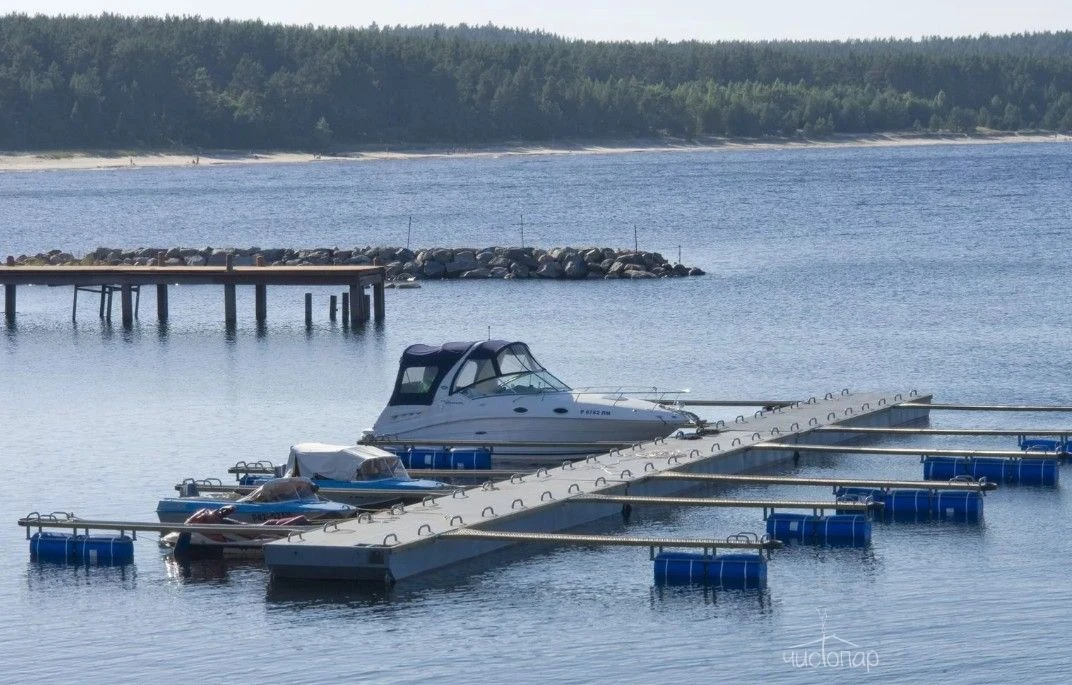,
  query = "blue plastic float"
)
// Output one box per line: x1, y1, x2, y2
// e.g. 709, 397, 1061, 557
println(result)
765, 513, 871, 546
922, 456, 1057, 486
30, 532, 134, 565
1017, 435, 1070, 456
400, 447, 492, 470
837, 487, 983, 522
653, 551, 766, 588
